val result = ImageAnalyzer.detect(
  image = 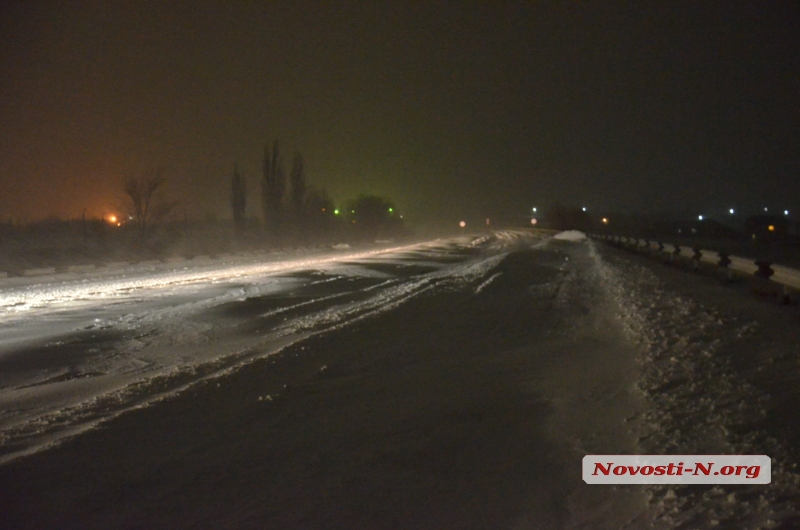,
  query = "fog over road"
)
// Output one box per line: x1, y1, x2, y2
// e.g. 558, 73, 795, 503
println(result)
1, 231, 798, 528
